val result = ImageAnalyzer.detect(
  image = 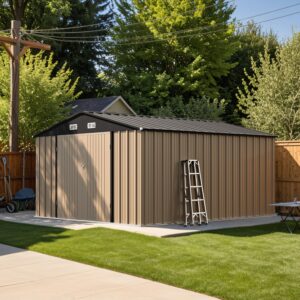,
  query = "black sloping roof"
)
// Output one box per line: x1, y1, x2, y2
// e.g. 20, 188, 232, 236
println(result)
92, 113, 274, 137
71, 96, 119, 114
36, 112, 274, 137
